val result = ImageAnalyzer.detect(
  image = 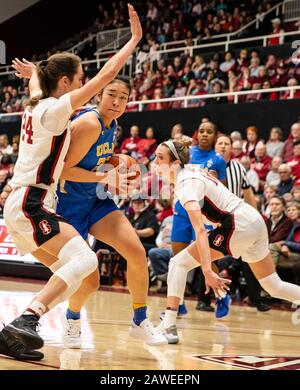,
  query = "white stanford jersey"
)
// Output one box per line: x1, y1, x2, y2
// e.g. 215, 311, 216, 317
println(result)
175, 165, 243, 227
10, 93, 73, 192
